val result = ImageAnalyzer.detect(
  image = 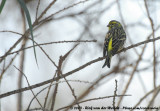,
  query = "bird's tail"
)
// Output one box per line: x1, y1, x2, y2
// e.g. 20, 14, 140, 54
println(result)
102, 56, 111, 68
